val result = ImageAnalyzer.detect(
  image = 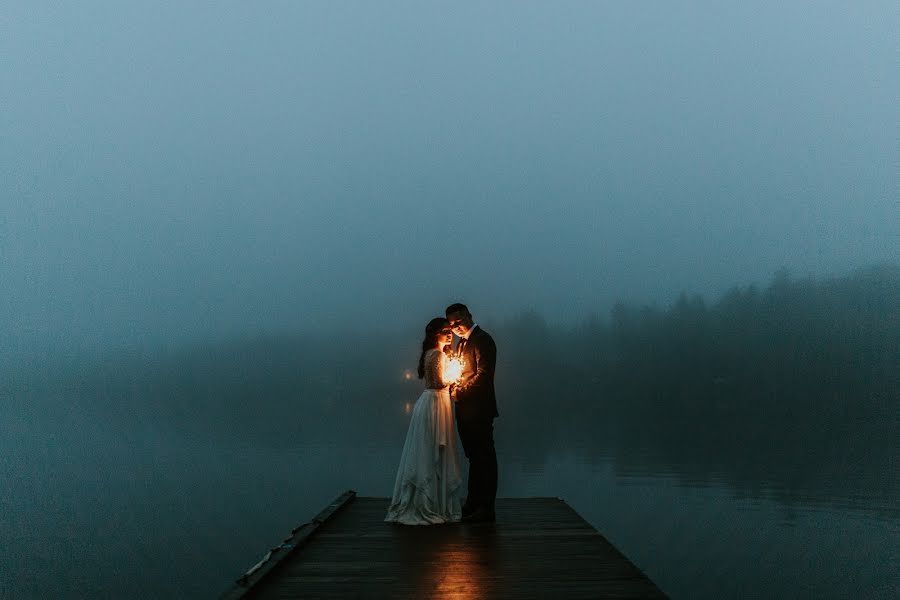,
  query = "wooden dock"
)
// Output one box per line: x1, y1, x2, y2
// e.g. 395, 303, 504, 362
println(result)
221, 490, 668, 599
